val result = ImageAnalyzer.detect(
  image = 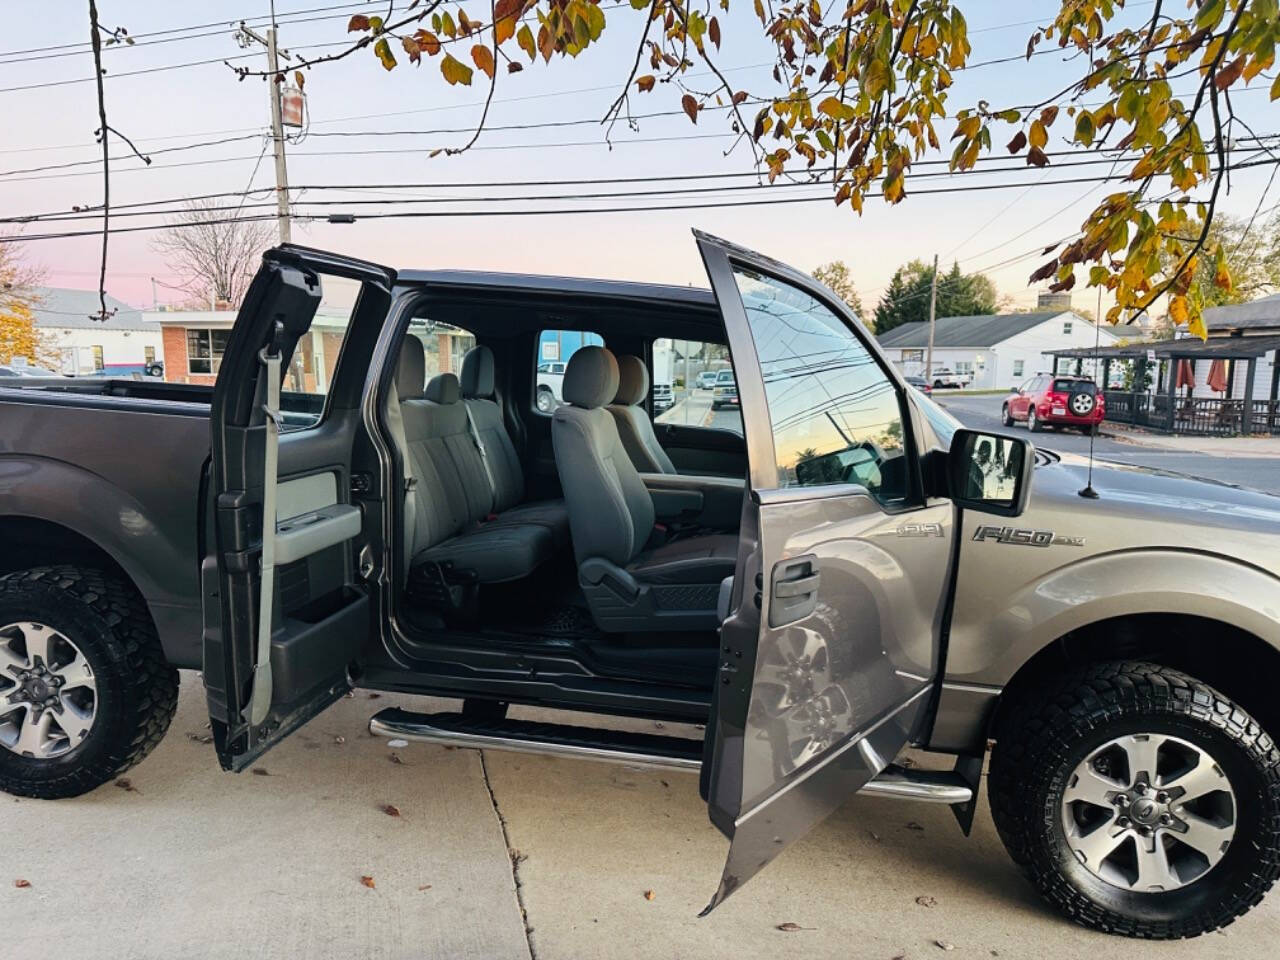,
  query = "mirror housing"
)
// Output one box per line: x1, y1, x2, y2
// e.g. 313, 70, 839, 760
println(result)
947, 428, 1034, 517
